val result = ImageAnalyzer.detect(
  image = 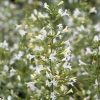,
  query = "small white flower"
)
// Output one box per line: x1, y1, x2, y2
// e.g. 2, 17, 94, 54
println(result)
44, 3, 49, 10
14, 51, 24, 60
77, 25, 85, 31
46, 80, 51, 87
40, 27, 47, 39
94, 79, 98, 86
15, 24, 22, 30
78, 60, 87, 66
50, 92, 56, 100
51, 79, 57, 86
86, 47, 93, 55
69, 77, 76, 82
49, 54, 56, 62
63, 62, 72, 70
7, 95, 11, 100
35, 65, 44, 74
27, 54, 35, 61
58, 9, 69, 17
93, 35, 99, 42
49, 51, 56, 62
29, 65, 34, 70
68, 82, 74, 86
3, 40, 8, 48
90, 7, 97, 14
25, 82, 36, 91
67, 88, 73, 94
30, 14, 37, 21
17, 75, 21, 81
4, 65, 9, 72
63, 9, 69, 17
41, 56, 48, 61
19, 30, 26, 37
36, 28, 47, 40
35, 67, 42, 74
69, 97, 74, 100
38, 12, 45, 18
46, 72, 51, 78
61, 26, 68, 33
57, 1, 64, 6
57, 24, 63, 29
10, 67, 16, 77
61, 85, 67, 91
94, 24, 100, 32
34, 9, 38, 15
73, 8, 80, 18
